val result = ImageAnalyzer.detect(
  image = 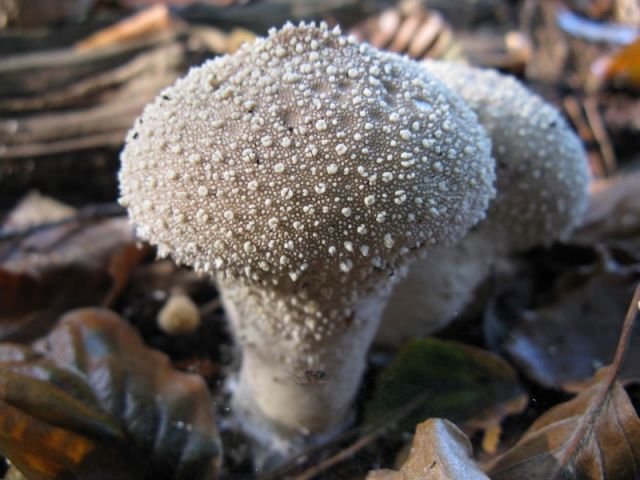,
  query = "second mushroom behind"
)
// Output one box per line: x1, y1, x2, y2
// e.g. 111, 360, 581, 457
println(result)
377, 61, 590, 346
118, 23, 496, 456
